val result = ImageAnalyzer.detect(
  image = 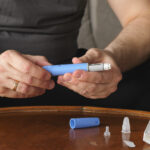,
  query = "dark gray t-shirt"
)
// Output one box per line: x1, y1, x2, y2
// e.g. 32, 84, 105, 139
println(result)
0, 0, 87, 64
